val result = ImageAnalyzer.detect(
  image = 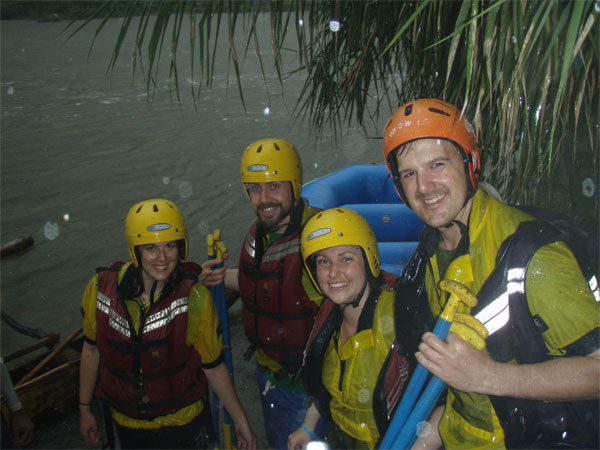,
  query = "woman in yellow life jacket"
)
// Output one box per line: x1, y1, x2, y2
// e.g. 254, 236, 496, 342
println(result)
78, 198, 256, 450
288, 208, 412, 450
